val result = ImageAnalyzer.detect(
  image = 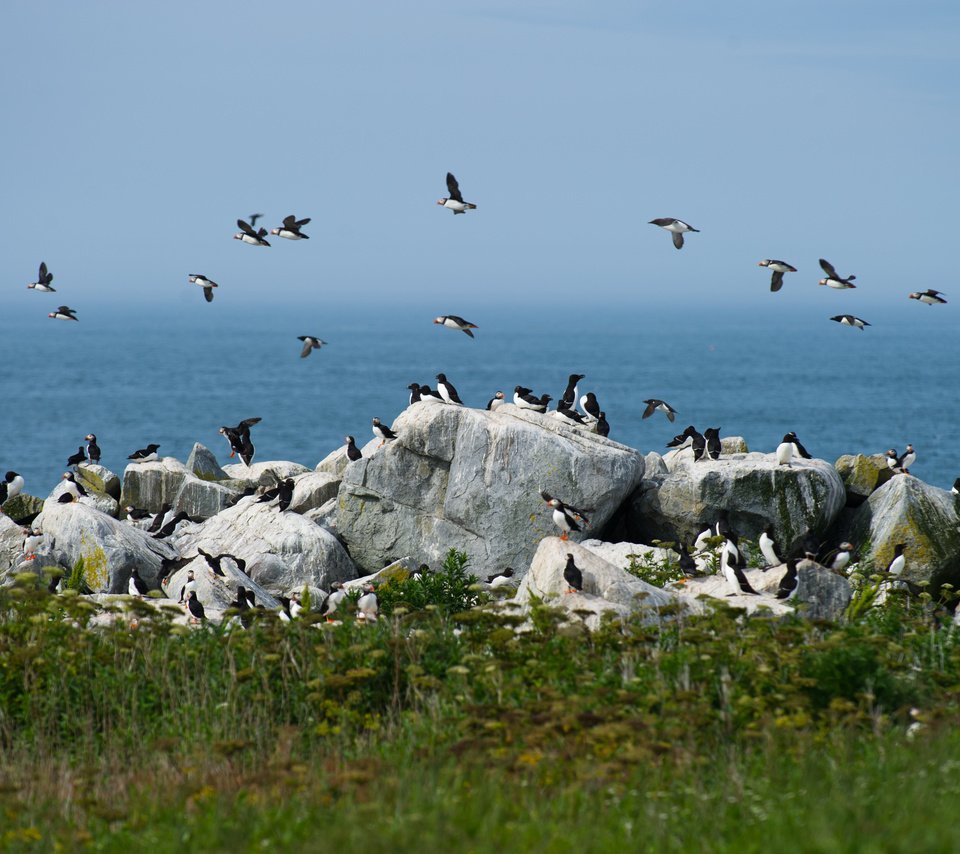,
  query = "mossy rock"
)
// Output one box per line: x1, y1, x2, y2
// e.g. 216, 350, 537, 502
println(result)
75, 463, 122, 499
834, 454, 893, 507
2, 493, 45, 524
